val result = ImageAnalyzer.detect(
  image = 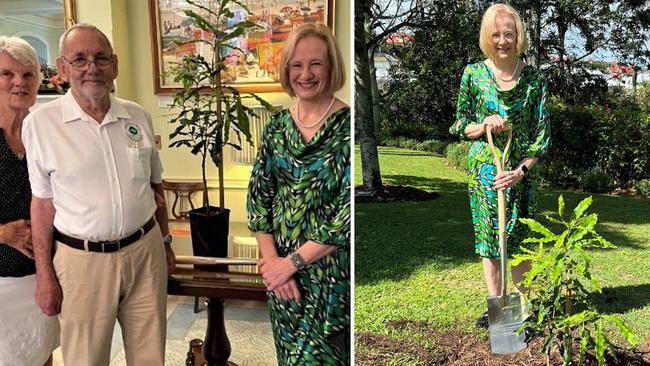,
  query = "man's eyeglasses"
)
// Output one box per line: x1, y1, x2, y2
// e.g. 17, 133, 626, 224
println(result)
61, 55, 114, 71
